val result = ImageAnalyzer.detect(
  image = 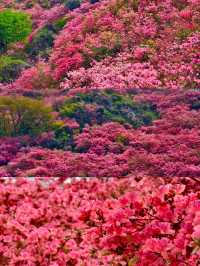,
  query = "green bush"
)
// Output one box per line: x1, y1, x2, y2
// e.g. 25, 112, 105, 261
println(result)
53, 17, 67, 31
0, 56, 29, 83
50, 121, 74, 149
0, 96, 53, 137
60, 102, 83, 117
176, 28, 194, 41
116, 134, 129, 145
0, 9, 32, 50
60, 90, 159, 130
60, 102, 90, 130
